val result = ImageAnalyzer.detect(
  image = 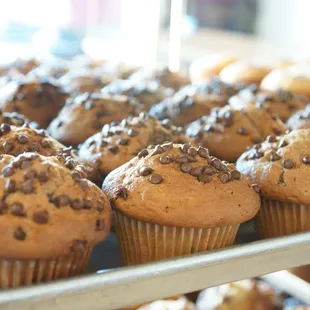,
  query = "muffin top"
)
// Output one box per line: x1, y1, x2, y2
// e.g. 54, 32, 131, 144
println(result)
0, 78, 68, 128
102, 79, 169, 111
102, 143, 260, 228
287, 104, 310, 130
236, 129, 310, 204
219, 61, 271, 85
229, 87, 308, 122
196, 280, 279, 310
149, 79, 241, 126
79, 114, 191, 176
186, 105, 287, 162
0, 153, 111, 259
47, 92, 143, 147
